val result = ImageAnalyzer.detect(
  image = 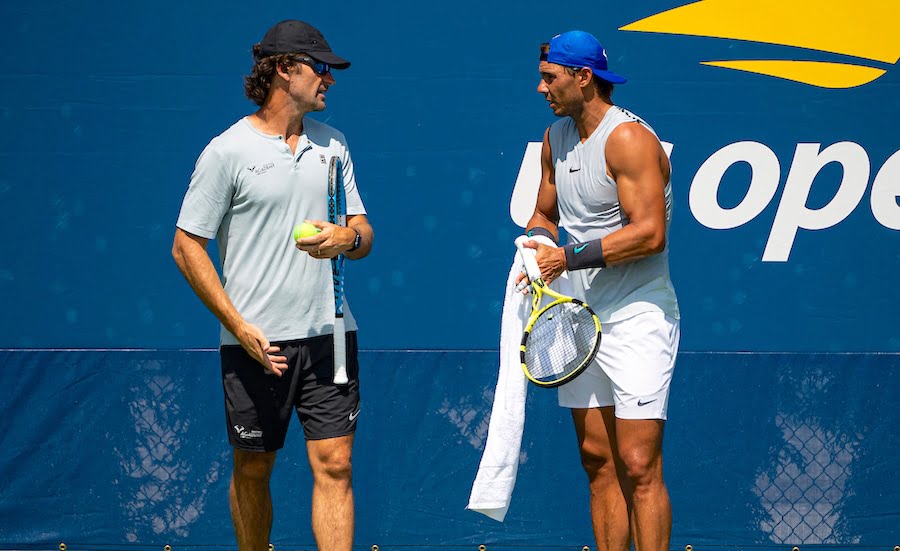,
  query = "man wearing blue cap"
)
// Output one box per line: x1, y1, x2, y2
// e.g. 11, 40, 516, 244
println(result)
520, 30, 680, 551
